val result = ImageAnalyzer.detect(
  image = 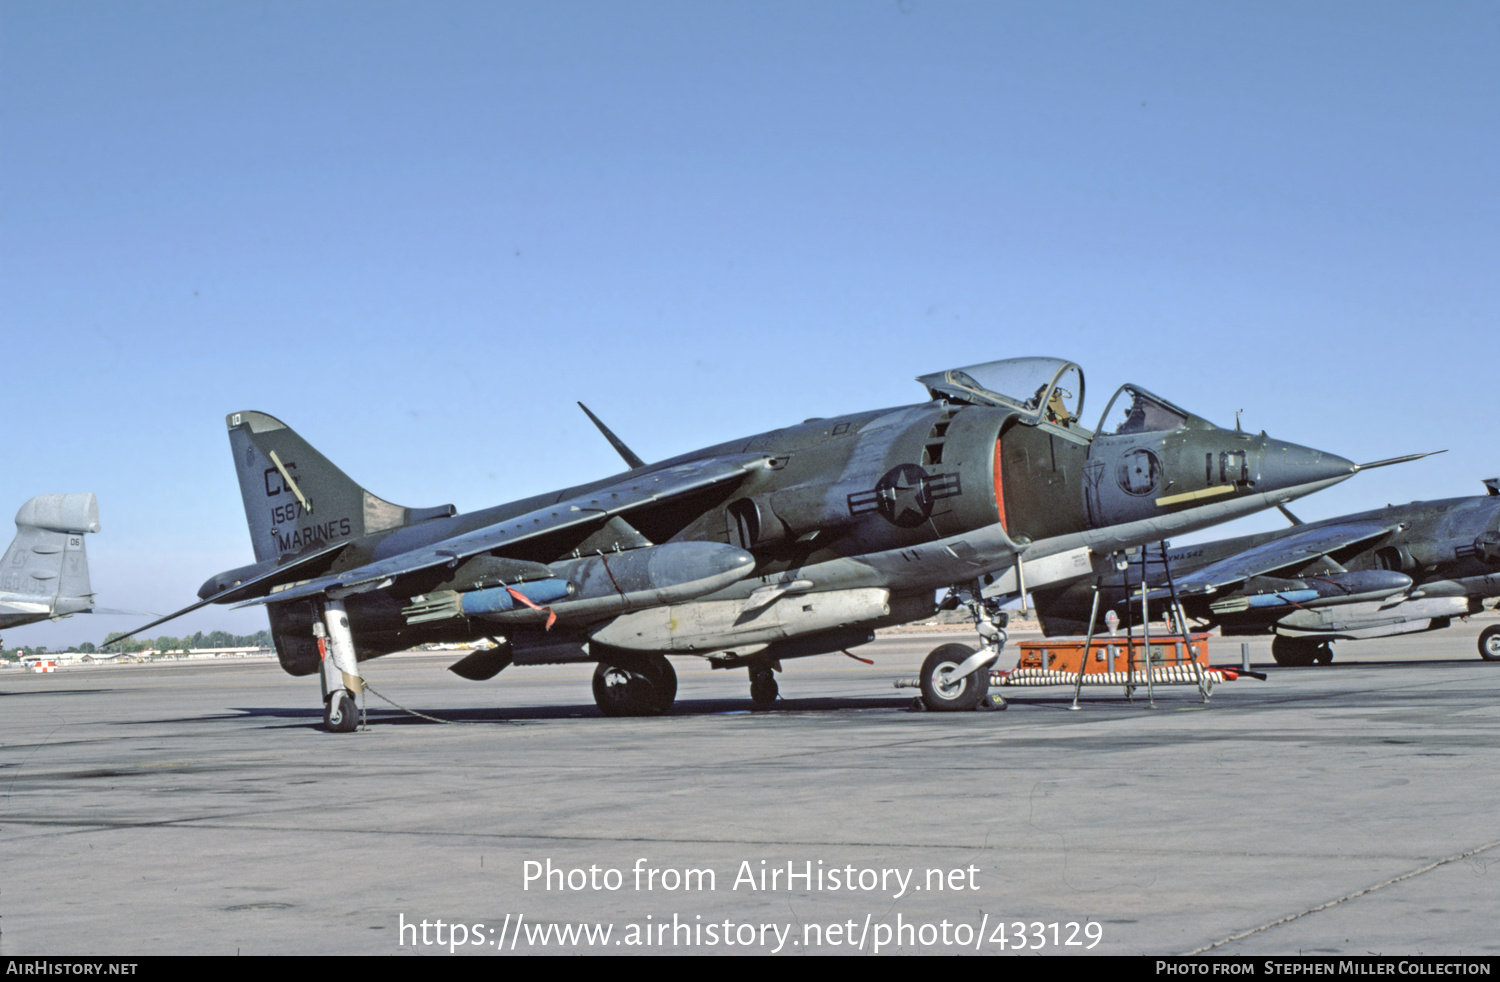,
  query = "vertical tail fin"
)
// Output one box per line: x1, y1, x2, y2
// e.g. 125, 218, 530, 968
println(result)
226, 411, 455, 563
0, 493, 99, 626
